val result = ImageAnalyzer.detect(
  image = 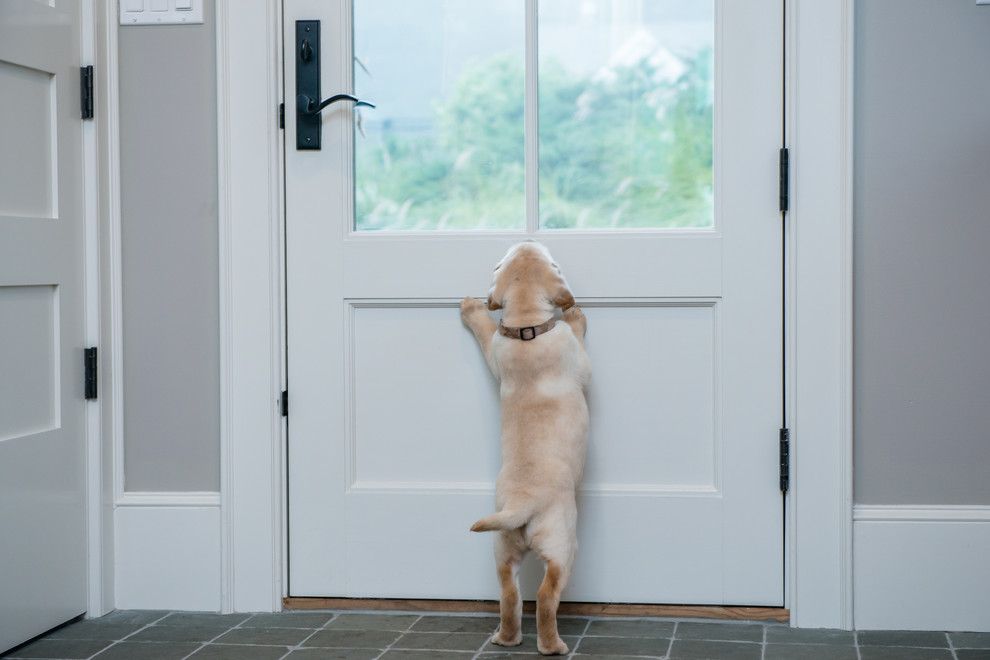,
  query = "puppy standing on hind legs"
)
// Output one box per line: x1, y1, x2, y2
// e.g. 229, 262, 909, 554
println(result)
460, 241, 591, 656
